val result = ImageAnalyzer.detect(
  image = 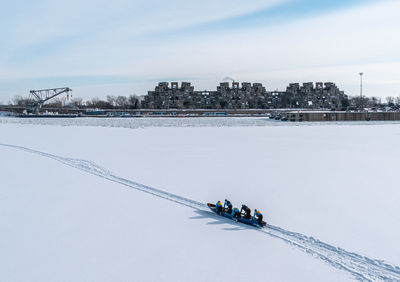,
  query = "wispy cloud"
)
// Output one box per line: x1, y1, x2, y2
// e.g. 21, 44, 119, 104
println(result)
0, 0, 399, 100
